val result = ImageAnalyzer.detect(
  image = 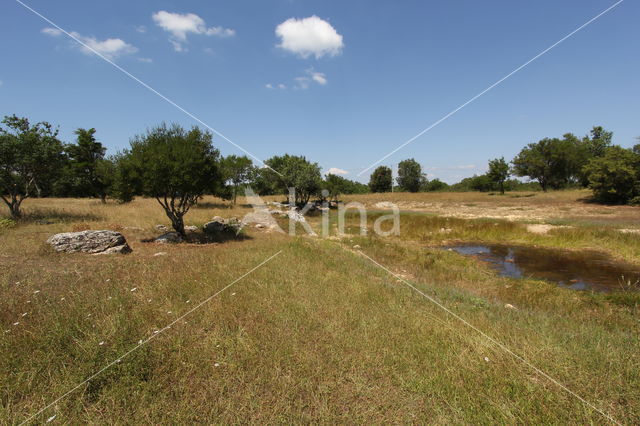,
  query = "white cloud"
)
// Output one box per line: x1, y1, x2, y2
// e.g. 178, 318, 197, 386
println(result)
308, 69, 327, 85
42, 27, 137, 60
41, 27, 62, 37
276, 15, 344, 59
295, 68, 328, 89
327, 167, 348, 175
135, 25, 147, 34
152, 11, 234, 52
137, 57, 153, 63
265, 83, 287, 90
